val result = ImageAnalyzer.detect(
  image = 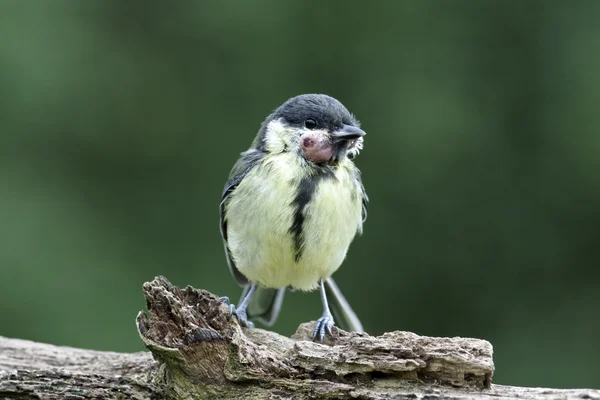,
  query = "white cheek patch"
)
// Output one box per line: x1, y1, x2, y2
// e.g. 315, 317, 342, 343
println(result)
264, 119, 296, 154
